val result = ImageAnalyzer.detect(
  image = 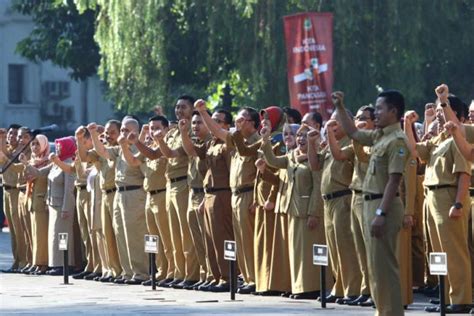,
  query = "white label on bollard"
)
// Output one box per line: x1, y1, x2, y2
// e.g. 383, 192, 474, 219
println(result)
224, 240, 236, 261
313, 244, 328, 266
144, 235, 159, 254
58, 233, 68, 251
429, 252, 447, 275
